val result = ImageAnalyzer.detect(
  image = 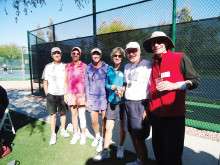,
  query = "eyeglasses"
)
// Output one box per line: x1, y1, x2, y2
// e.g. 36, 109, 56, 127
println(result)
113, 54, 123, 58
72, 52, 80, 55
126, 49, 139, 54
